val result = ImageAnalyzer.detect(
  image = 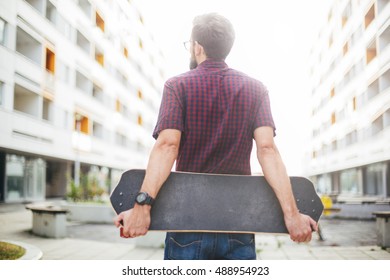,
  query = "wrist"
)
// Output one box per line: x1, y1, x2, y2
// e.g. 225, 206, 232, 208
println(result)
134, 203, 151, 211
283, 208, 300, 220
